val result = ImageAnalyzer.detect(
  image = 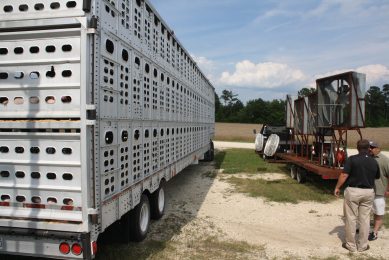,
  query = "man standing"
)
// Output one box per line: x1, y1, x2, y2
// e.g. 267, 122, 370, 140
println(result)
368, 141, 389, 241
334, 139, 380, 252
